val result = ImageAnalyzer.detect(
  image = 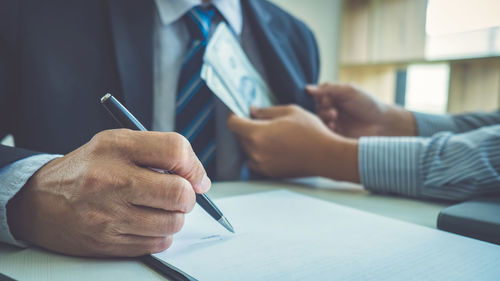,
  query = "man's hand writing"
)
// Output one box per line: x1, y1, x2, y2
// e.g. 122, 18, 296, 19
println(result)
6, 129, 210, 257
